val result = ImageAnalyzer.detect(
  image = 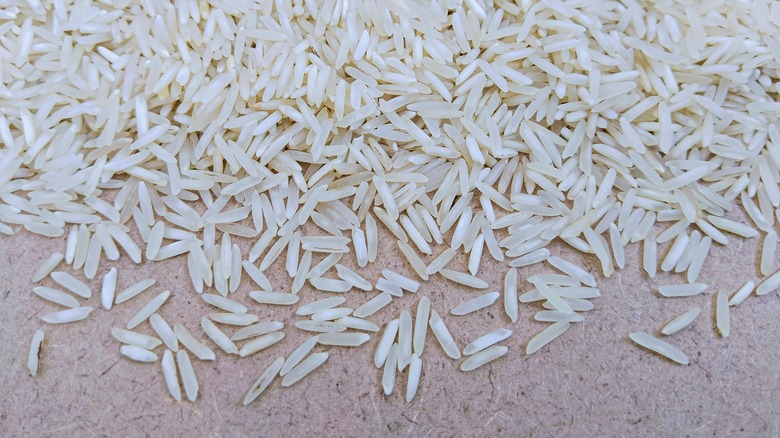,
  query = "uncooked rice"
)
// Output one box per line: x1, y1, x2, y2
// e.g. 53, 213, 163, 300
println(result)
6, 0, 780, 408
